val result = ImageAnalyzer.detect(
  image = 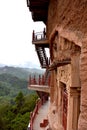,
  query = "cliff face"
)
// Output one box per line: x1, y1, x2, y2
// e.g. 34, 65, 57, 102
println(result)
47, 0, 87, 130
78, 41, 87, 130
47, 0, 87, 39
